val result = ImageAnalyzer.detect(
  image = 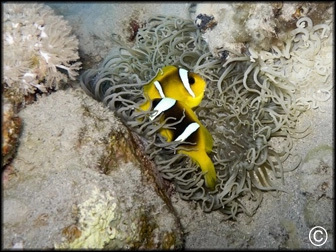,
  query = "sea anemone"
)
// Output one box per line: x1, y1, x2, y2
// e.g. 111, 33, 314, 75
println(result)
80, 15, 332, 219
